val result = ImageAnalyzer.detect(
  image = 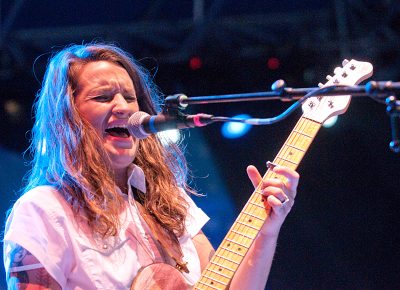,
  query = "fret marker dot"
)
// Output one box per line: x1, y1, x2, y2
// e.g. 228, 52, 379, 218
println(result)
248, 218, 252, 223
238, 248, 242, 251
211, 282, 214, 285
227, 243, 231, 247
218, 268, 222, 271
